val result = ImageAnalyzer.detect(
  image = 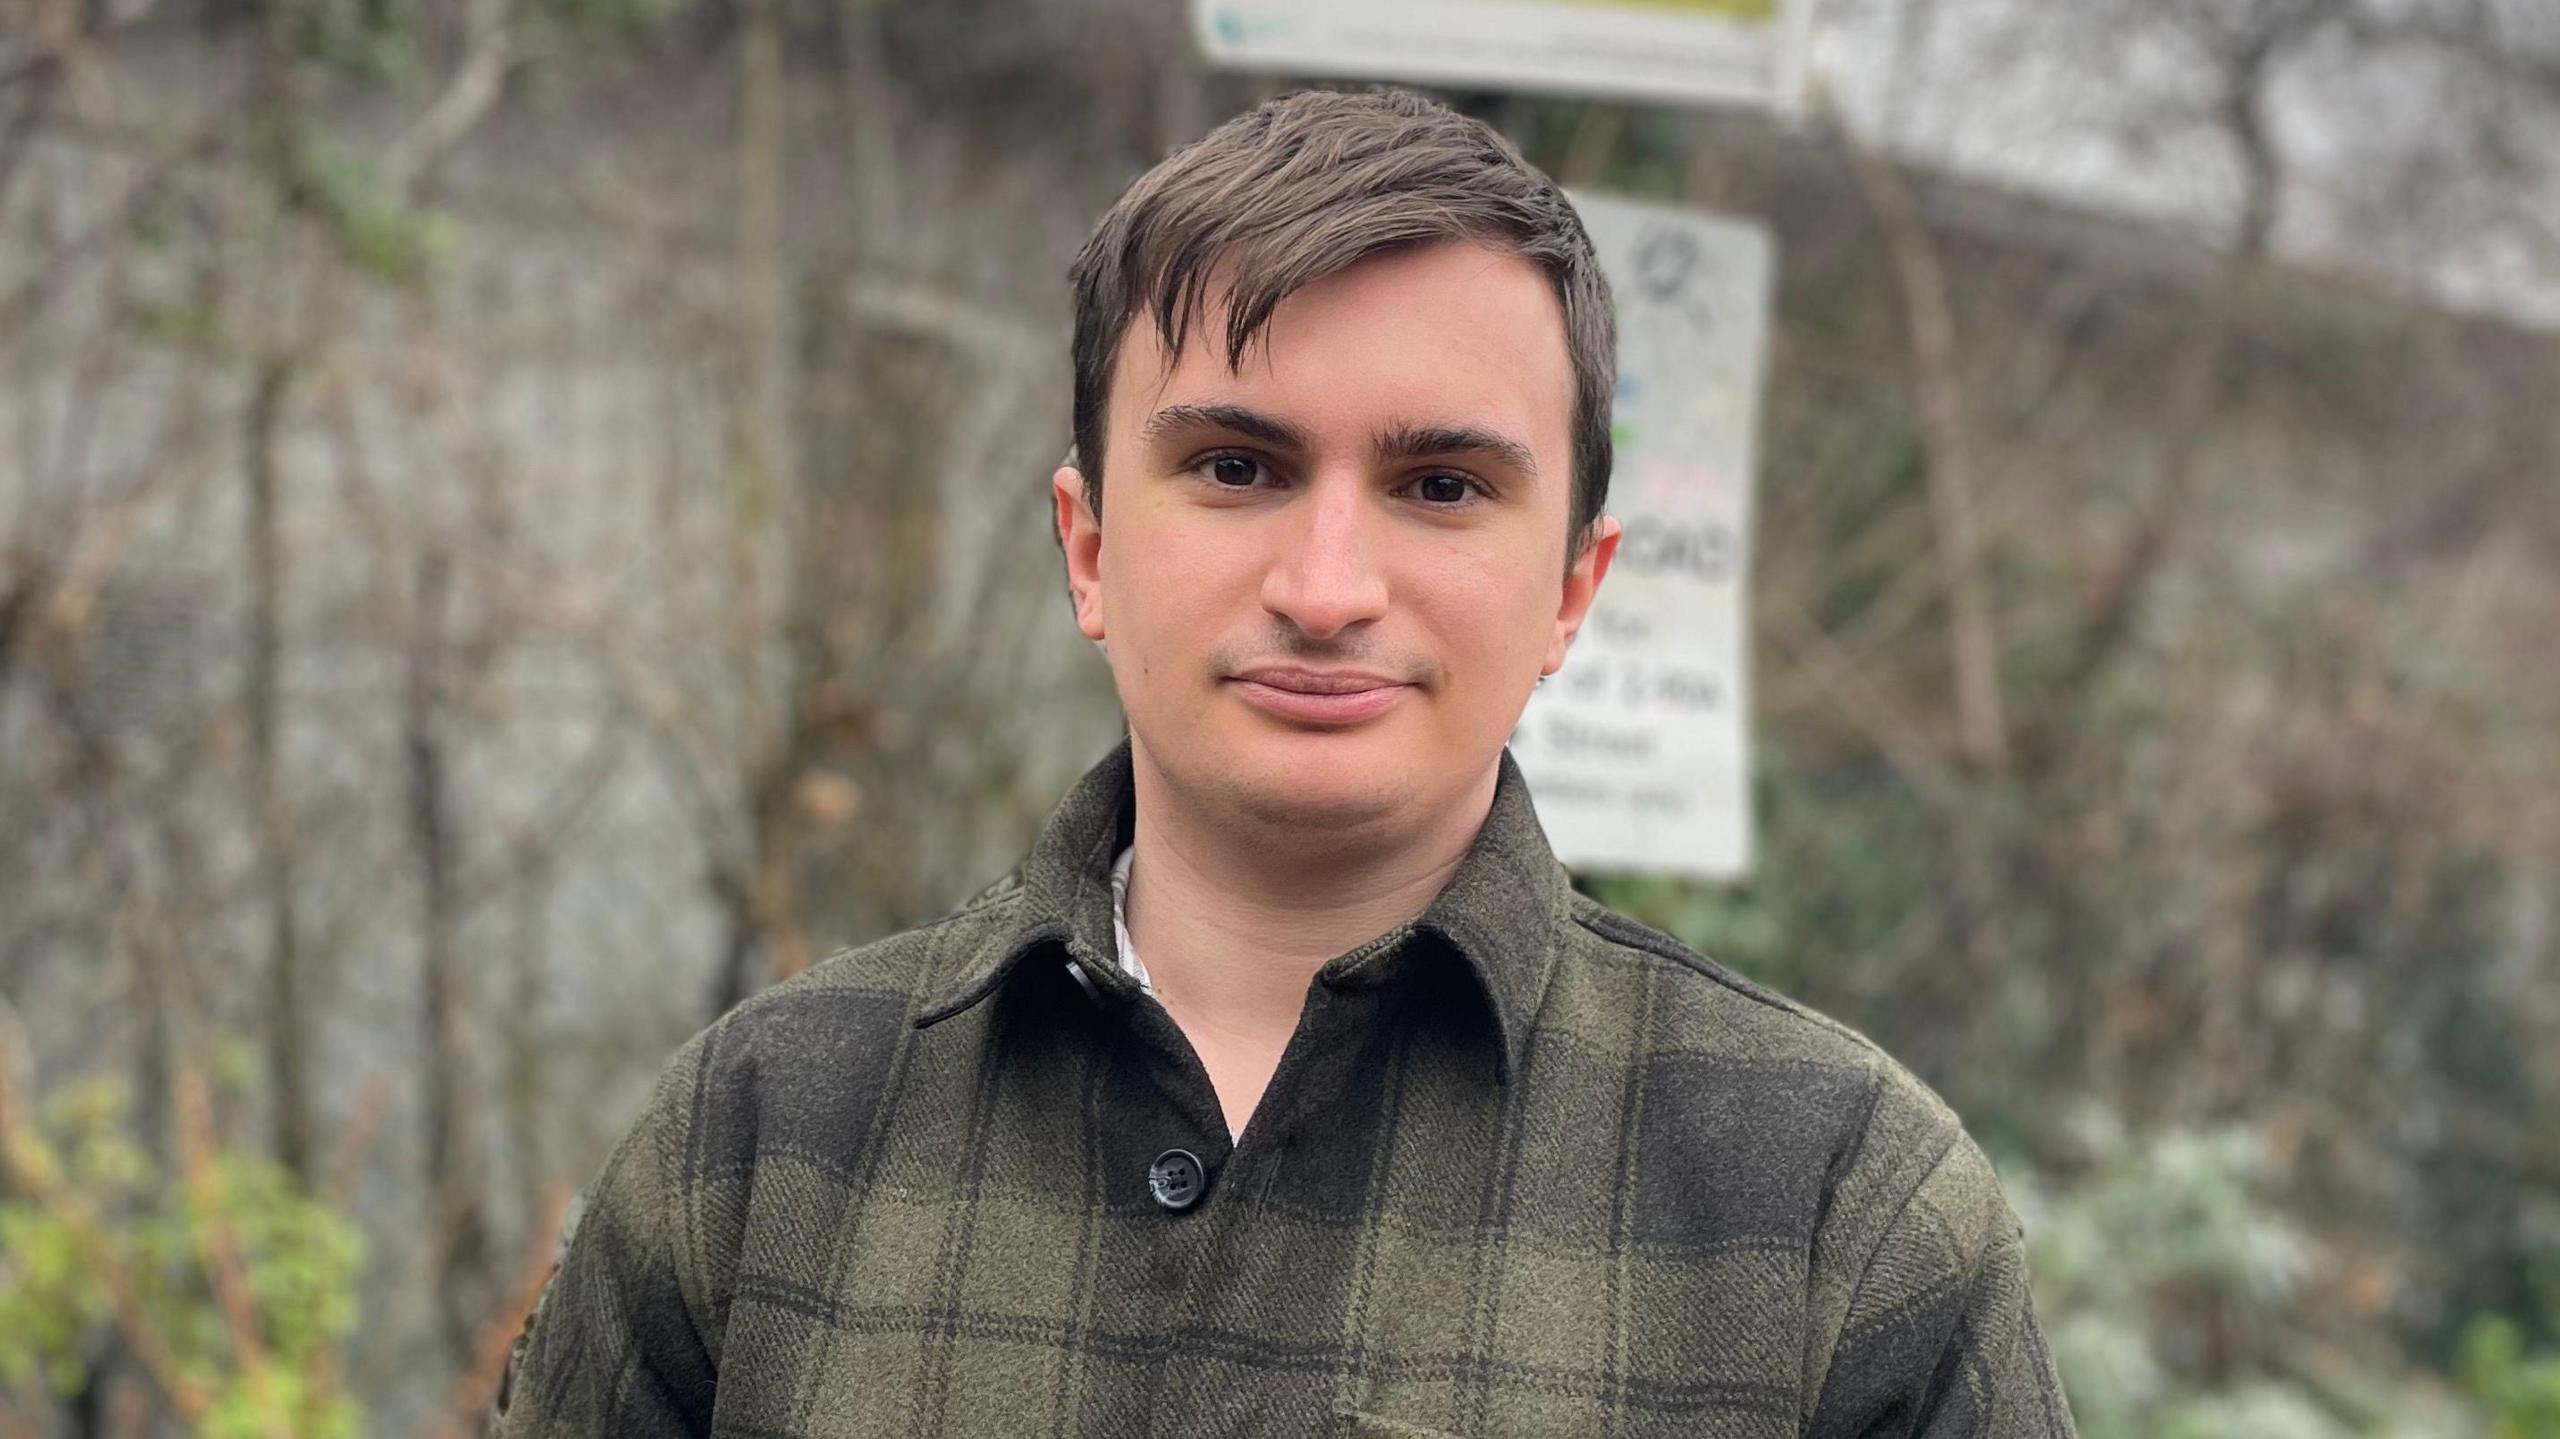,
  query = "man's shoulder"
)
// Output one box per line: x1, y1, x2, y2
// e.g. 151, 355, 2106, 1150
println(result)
1557, 901, 2068, 1431
641, 876, 1032, 1148
759, 867, 1026, 1014
1555, 889, 1970, 1174
1559, 891, 1918, 1072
